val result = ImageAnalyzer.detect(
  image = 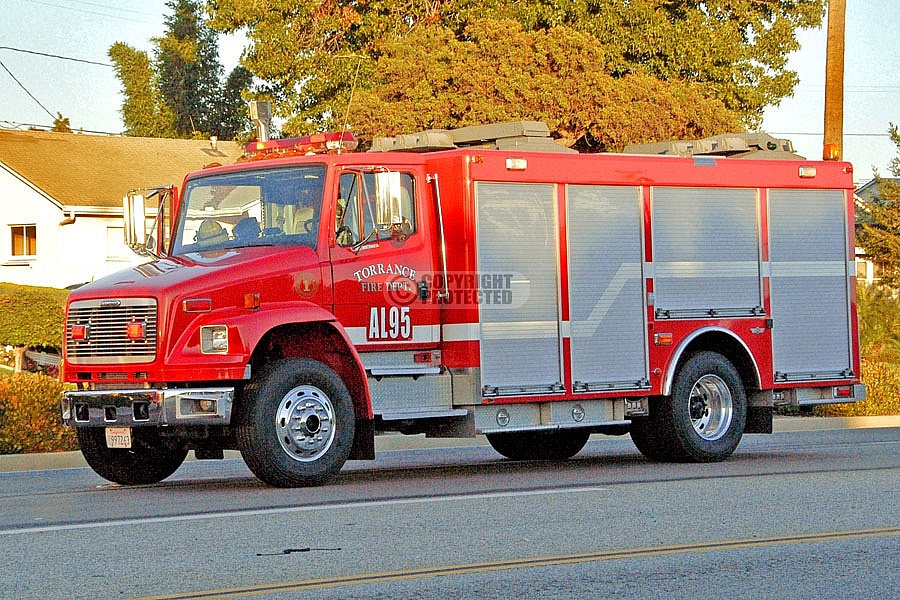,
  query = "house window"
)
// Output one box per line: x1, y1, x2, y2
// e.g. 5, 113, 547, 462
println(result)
10, 225, 37, 257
